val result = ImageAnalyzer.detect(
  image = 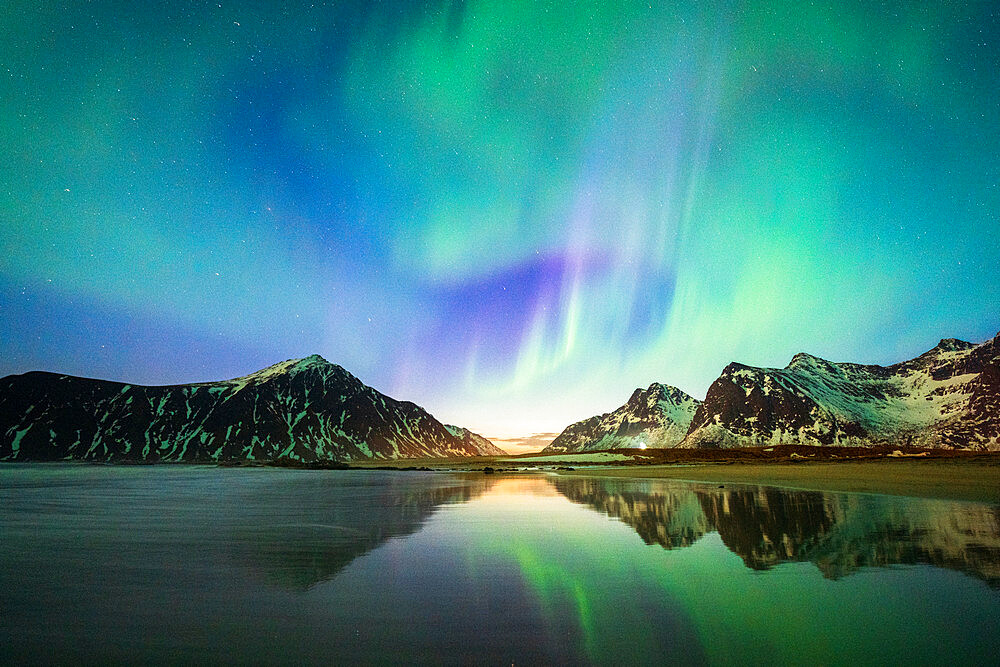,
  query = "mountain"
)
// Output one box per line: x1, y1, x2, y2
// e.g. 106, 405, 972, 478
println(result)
546, 331, 1000, 452
443, 424, 508, 456
542, 382, 700, 453
0, 355, 504, 462
685, 332, 1000, 450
